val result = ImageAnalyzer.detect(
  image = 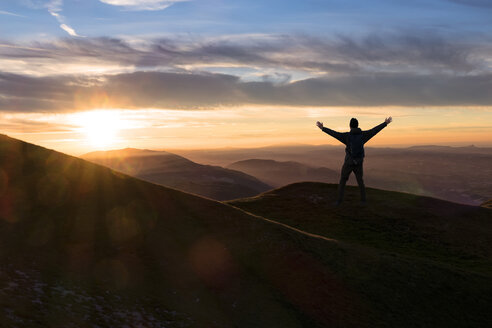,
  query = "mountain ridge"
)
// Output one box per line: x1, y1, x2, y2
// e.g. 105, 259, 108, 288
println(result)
82, 147, 271, 201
